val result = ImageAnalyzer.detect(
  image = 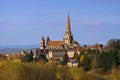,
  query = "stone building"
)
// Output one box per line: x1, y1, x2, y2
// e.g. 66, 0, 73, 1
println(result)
40, 13, 80, 60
